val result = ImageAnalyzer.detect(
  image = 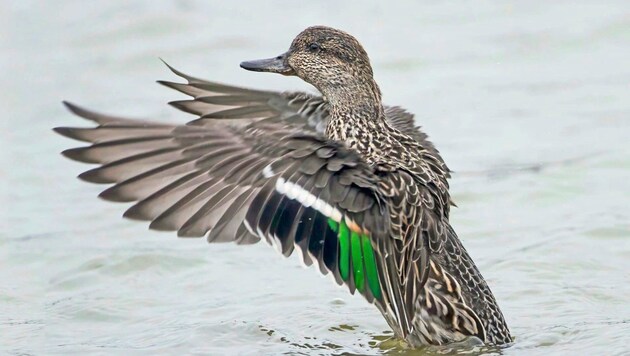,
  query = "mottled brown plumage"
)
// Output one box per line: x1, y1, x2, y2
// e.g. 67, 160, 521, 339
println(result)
55, 26, 512, 347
